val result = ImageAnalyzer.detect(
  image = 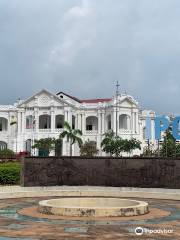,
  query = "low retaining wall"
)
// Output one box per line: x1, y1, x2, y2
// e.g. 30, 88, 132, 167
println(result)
1, 186, 180, 200
21, 157, 180, 188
